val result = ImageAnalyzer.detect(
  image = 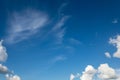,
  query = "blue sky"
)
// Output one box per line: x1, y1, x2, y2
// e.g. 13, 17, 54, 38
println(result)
0, 0, 120, 80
